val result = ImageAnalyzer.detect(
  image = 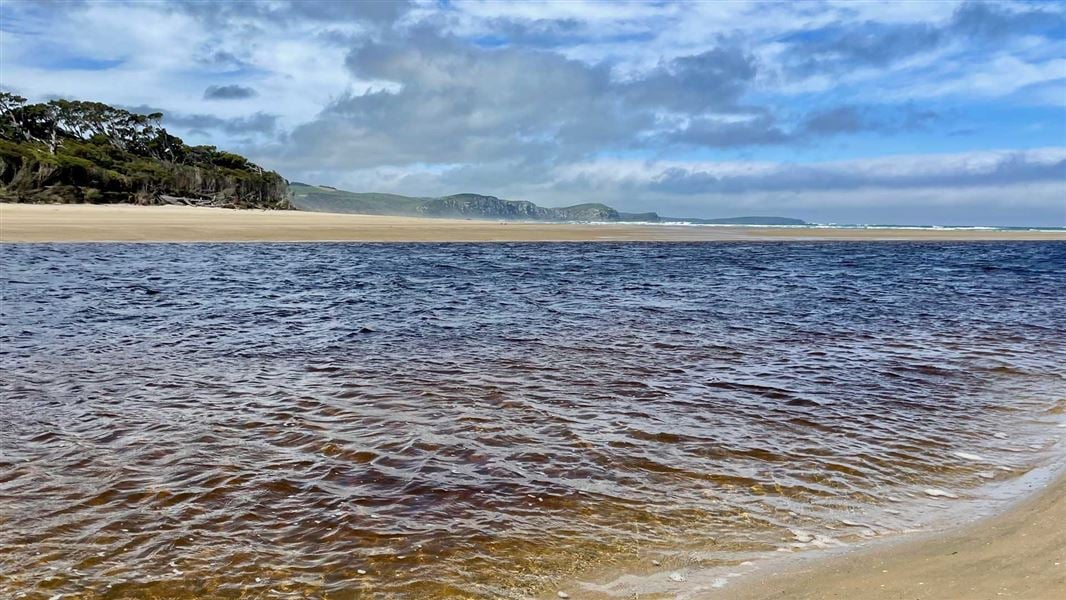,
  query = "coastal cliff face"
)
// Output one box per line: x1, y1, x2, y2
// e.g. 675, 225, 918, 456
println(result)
290, 184, 632, 222
0, 94, 290, 209
416, 194, 621, 221
289, 183, 809, 225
